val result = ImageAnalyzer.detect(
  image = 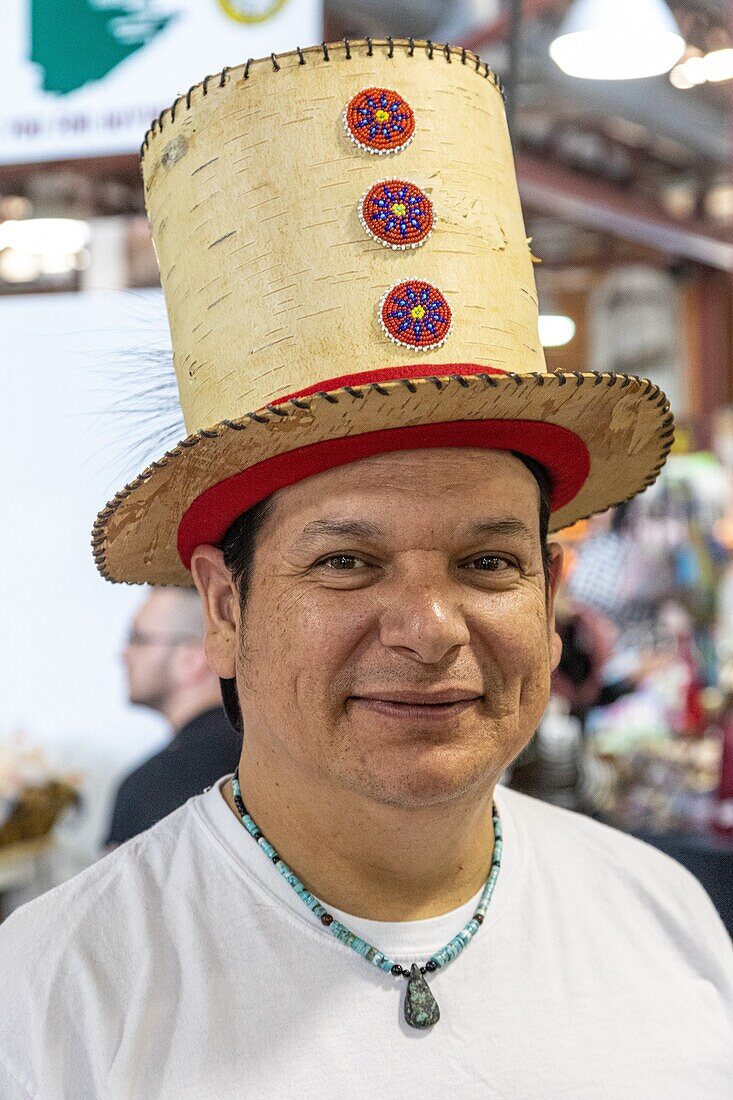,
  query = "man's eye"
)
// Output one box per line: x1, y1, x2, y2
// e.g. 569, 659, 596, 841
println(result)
318, 554, 367, 571
464, 556, 511, 572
